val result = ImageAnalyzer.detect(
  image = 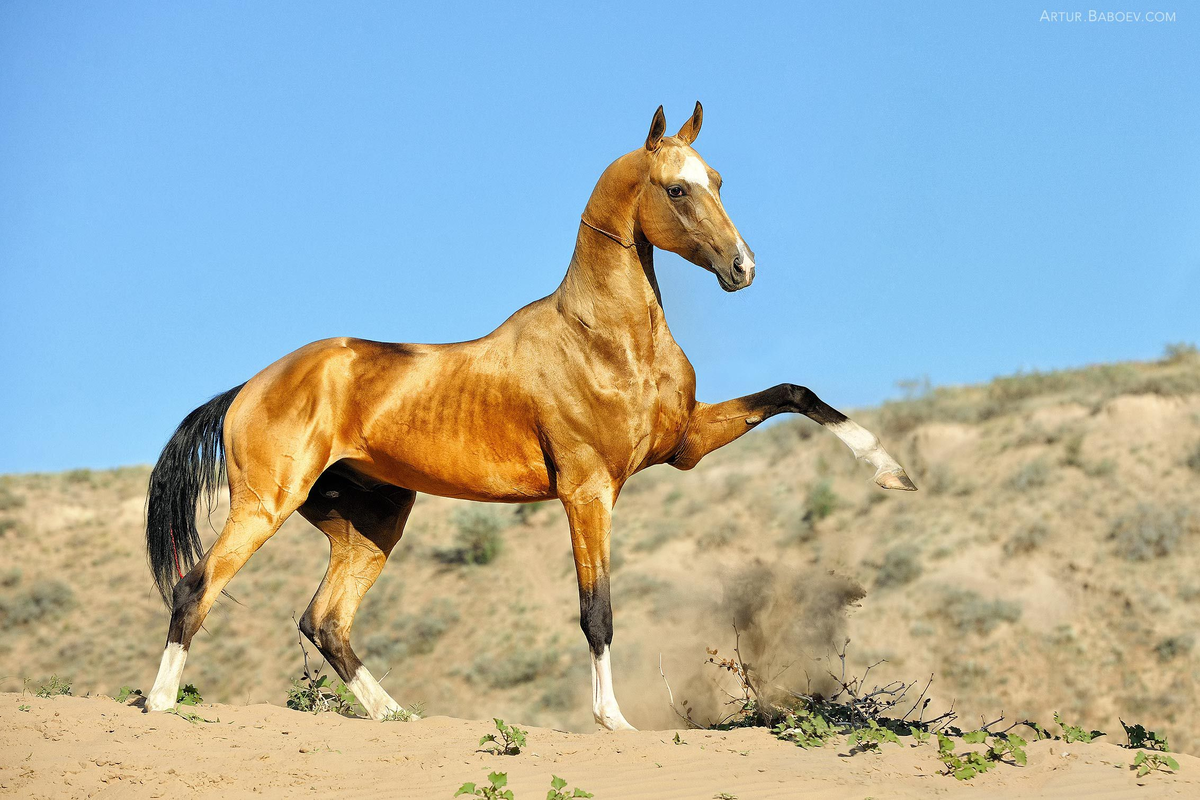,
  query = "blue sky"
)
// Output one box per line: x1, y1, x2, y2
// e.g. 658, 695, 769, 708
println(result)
1, 2, 1197, 473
